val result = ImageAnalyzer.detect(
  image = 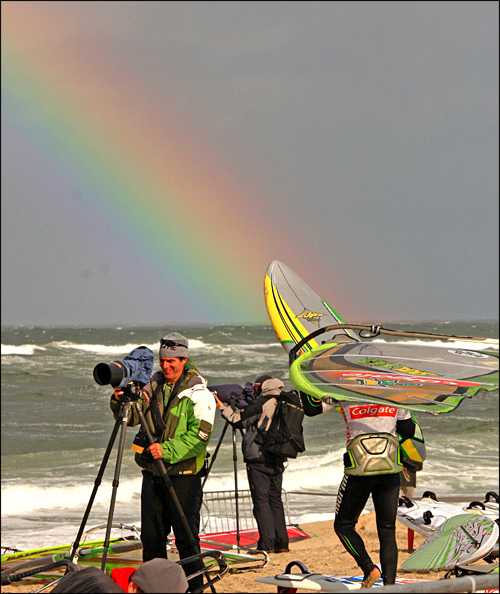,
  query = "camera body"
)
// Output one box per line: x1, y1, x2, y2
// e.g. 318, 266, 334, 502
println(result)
119, 382, 143, 402
93, 346, 154, 390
